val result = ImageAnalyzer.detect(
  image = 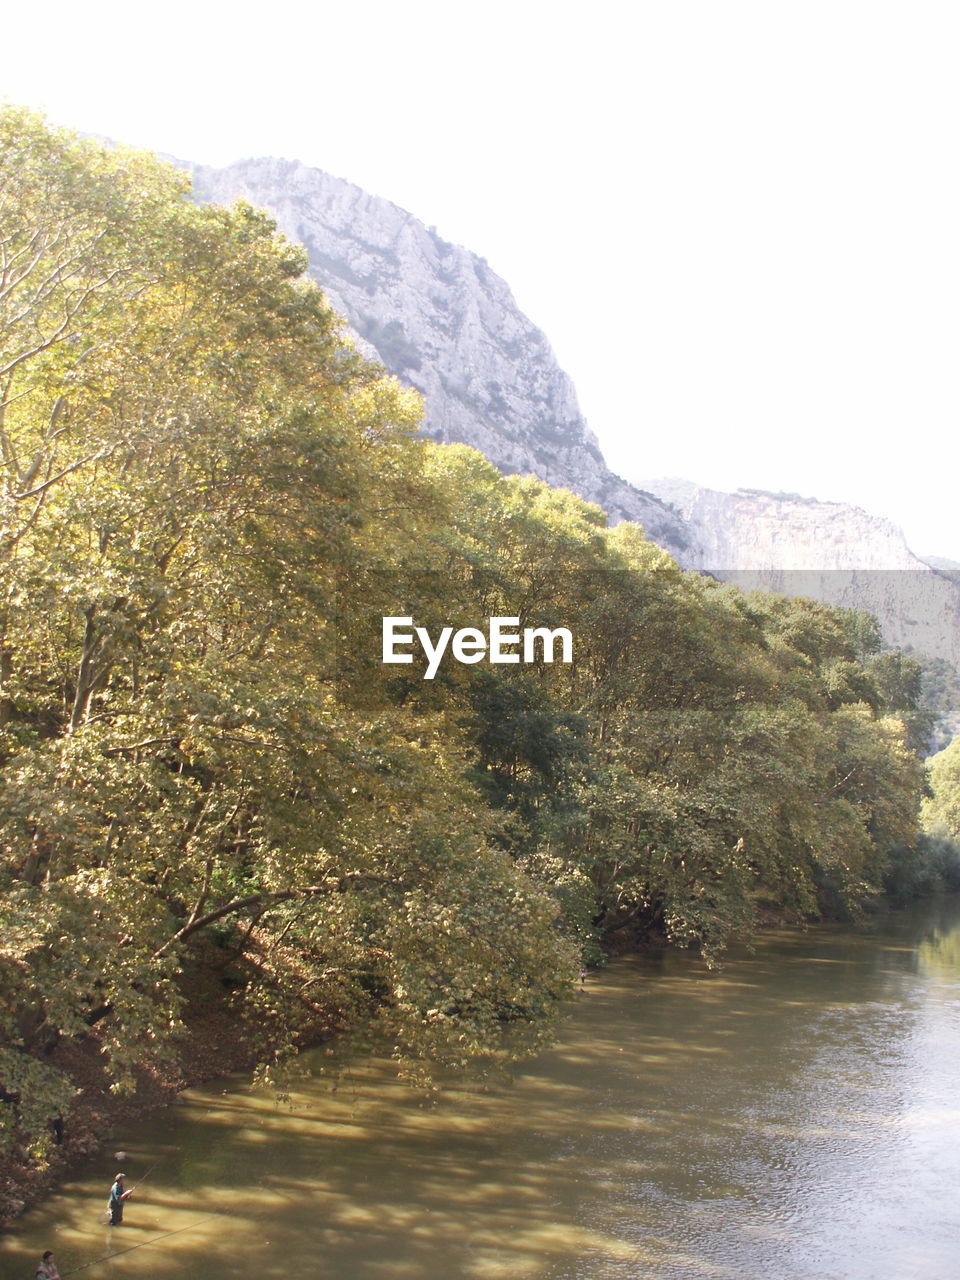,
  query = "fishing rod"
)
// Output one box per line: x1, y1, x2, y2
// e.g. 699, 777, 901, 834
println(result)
124, 1156, 165, 1194
52, 1214, 221, 1278
97, 1155, 167, 1226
